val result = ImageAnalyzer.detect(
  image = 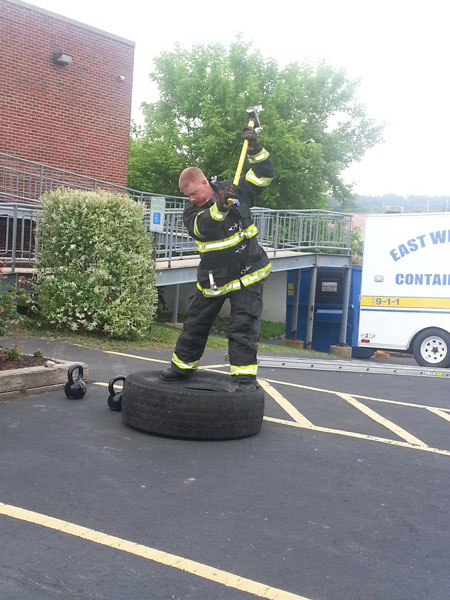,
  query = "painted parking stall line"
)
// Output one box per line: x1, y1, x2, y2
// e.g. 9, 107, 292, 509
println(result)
104, 351, 169, 364
0, 502, 312, 600
98, 352, 450, 456
264, 417, 450, 457
262, 377, 450, 411
259, 378, 450, 456
258, 379, 313, 427
336, 392, 427, 447
426, 407, 450, 423
104, 351, 228, 370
